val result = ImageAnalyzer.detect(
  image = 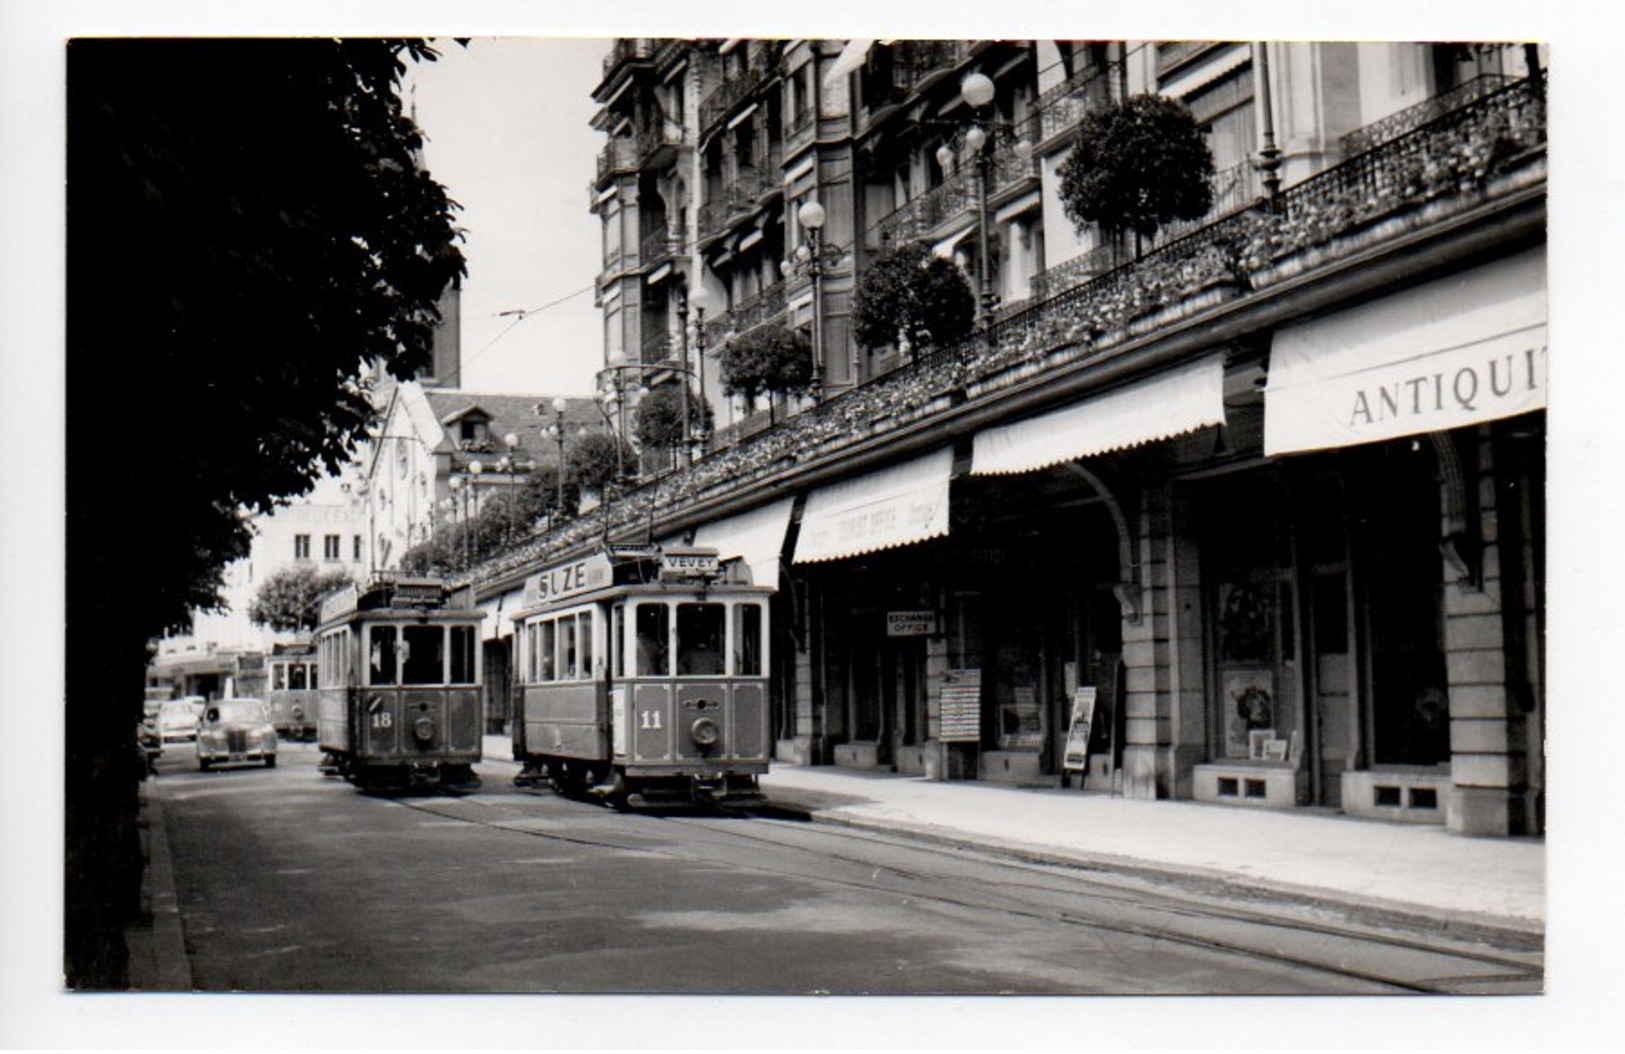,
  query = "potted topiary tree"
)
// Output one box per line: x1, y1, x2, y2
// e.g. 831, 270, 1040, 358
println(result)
852, 241, 976, 357
719, 323, 816, 425
633, 383, 714, 466
1057, 93, 1215, 255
